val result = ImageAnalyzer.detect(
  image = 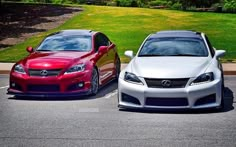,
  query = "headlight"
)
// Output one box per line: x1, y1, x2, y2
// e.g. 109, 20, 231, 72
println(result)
65, 64, 85, 74
190, 72, 214, 86
14, 64, 26, 74
124, 72, 143, 84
